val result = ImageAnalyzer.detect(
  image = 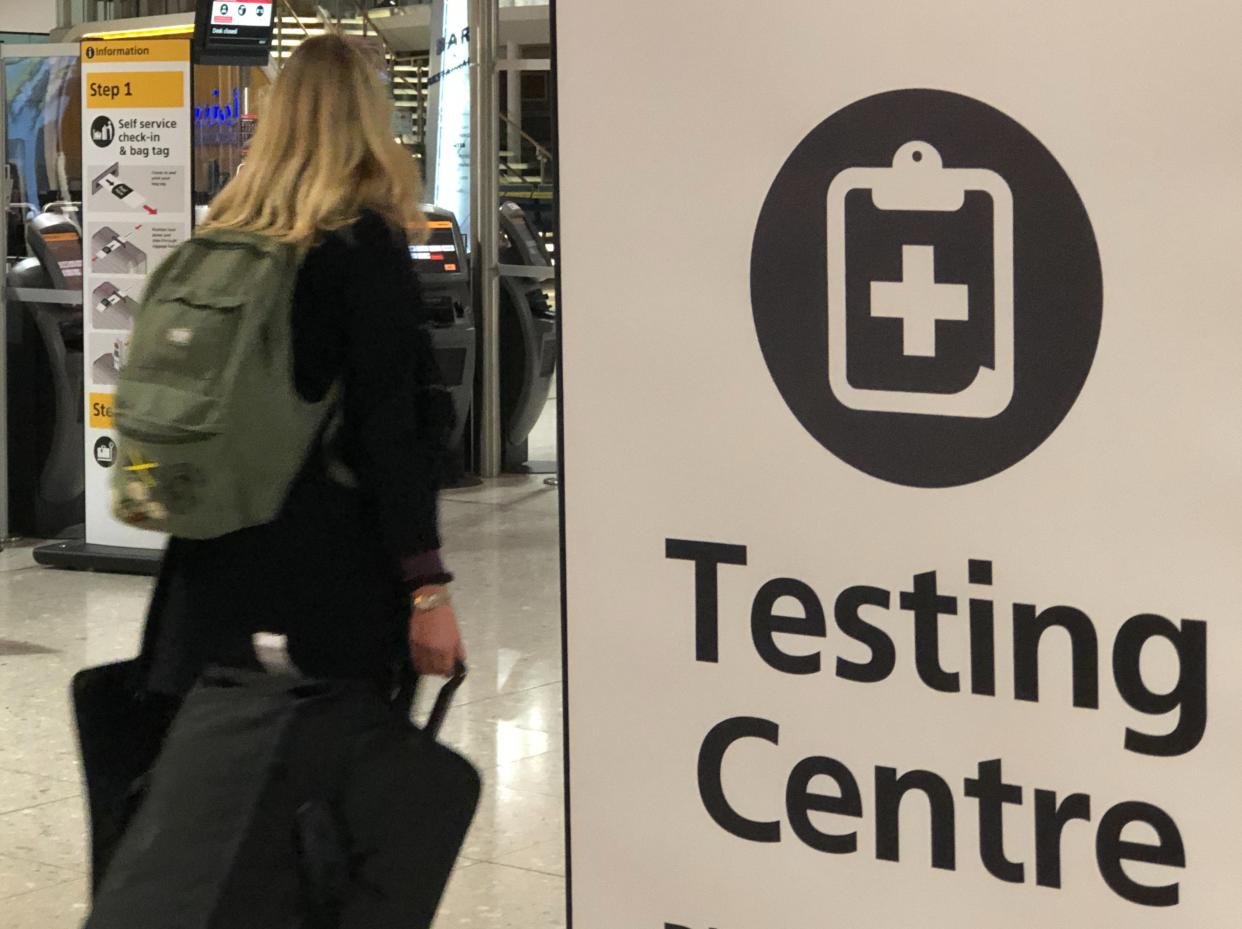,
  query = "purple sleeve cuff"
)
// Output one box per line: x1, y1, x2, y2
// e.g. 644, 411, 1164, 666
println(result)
399, 550, 453, 593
